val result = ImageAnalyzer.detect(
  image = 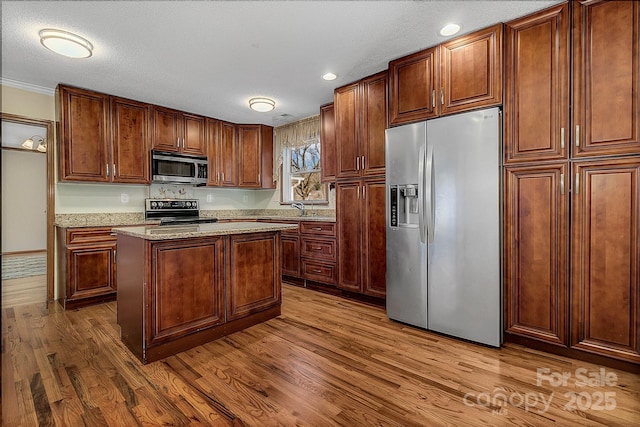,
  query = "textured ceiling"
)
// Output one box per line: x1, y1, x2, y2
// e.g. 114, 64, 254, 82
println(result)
2, 1, 561, 126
